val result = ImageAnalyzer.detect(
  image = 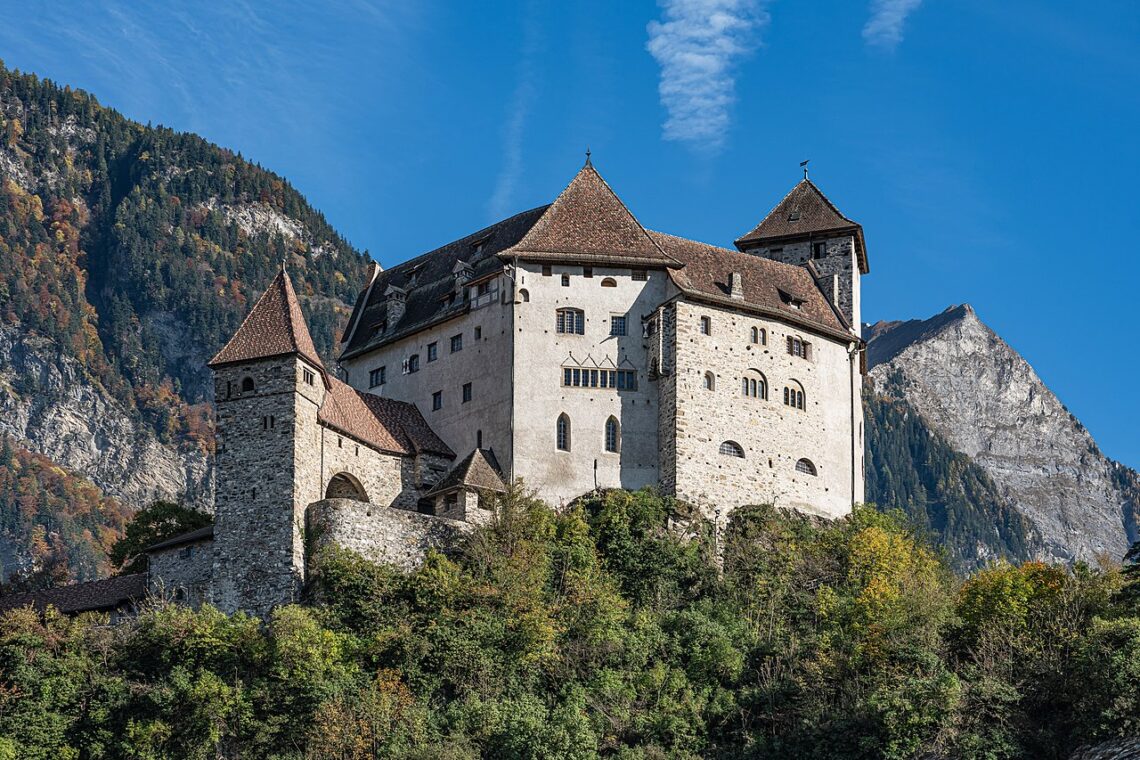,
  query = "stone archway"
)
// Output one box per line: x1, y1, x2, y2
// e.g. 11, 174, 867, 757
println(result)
325, 472, 368, 502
